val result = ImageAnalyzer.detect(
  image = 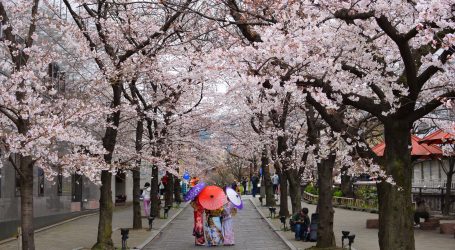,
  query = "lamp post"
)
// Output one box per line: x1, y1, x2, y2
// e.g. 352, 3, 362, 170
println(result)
120, 228, 129, 250
268, 207, 276, 218
148, 216, 155, 231
279, 216, 288, 231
